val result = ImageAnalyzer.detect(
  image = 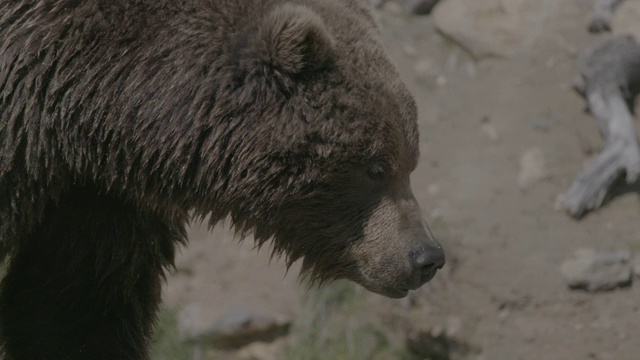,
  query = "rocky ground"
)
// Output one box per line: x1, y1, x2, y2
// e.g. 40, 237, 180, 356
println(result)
156, 1, 640, 359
